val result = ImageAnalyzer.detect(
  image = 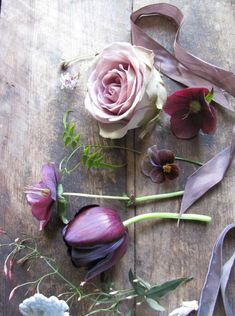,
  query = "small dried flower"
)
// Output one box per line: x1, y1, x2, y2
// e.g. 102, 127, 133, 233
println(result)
169, 300, 198, 316
19, 293, 70, 316
141, 146, 180, 183
164, 88, 216, 139
60, 72, 78, 90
